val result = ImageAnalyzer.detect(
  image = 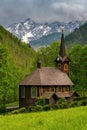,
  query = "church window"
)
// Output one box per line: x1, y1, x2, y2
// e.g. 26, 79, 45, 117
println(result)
21, 86, 25, 98
31, 87, 37, 98
50, 87, 55, 92
58, 86, 62, 92
65, 86, 69, 91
